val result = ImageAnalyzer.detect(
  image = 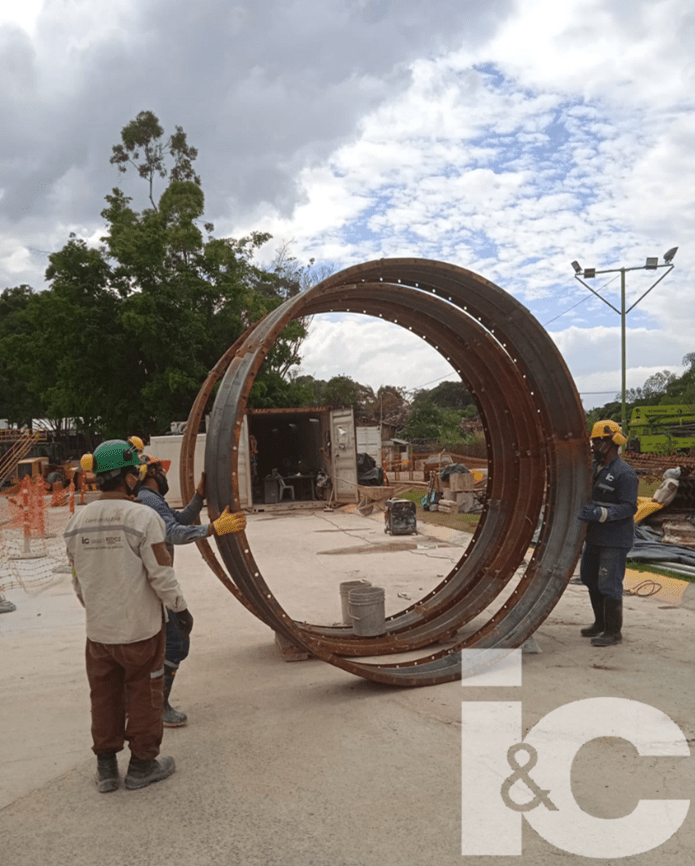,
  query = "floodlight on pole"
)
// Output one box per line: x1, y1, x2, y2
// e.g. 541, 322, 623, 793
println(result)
570, 249, 678, 433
